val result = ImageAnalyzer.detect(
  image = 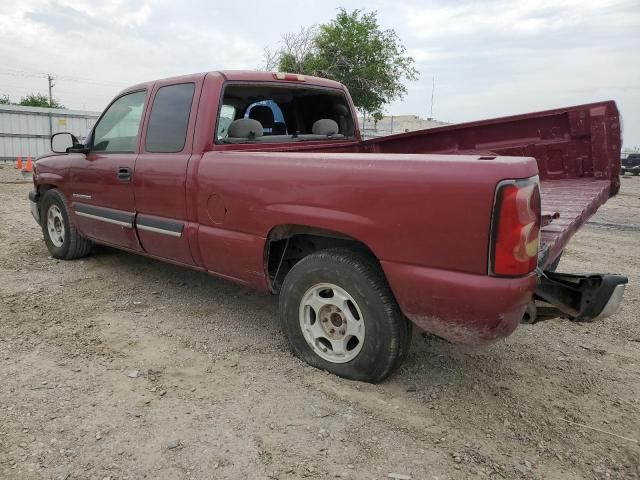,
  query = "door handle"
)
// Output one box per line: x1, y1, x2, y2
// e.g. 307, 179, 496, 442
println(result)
117, 167, 132, 182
